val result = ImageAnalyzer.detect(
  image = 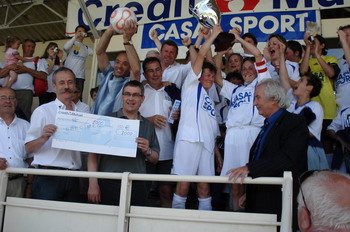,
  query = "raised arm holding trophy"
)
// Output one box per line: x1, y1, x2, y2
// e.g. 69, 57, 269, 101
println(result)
191, 0, 235, 52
